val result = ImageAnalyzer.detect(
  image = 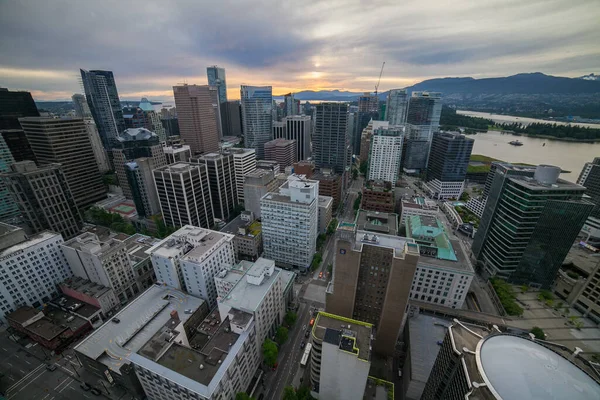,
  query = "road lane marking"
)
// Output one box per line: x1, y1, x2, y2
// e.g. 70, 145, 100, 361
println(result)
5, 363, 44, 393
58, 378, 74, 393
8, 368, 46, 398
1, 347, 7, 351
83, 394, 90, 398
7, 362, 12, 367
19, 370, 25, 374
